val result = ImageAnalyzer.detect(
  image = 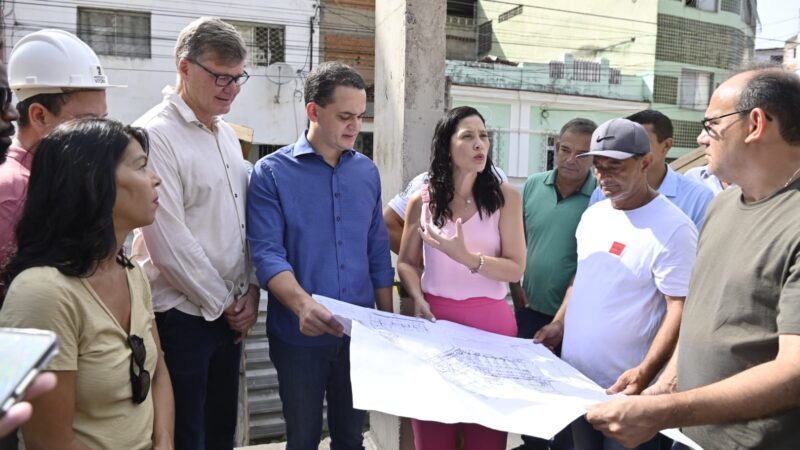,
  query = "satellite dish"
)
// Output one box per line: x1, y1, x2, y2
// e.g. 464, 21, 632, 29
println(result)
265, 62, 296, 104
266, 62, 295, 85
